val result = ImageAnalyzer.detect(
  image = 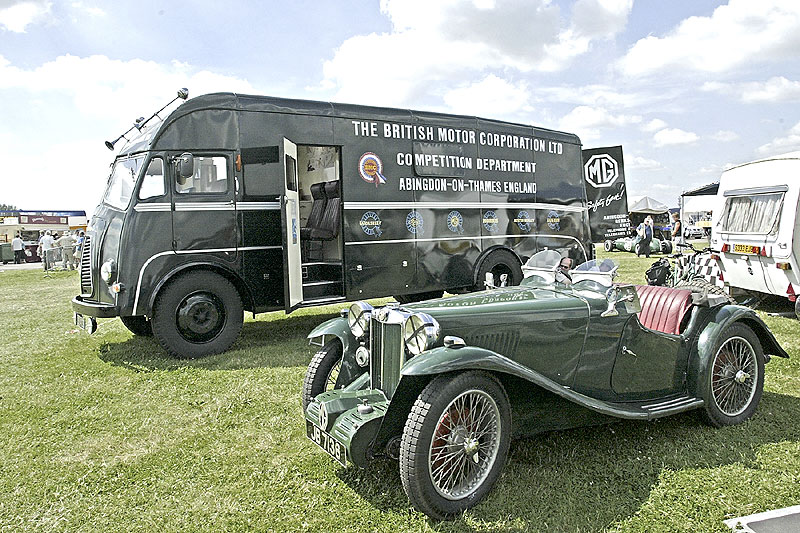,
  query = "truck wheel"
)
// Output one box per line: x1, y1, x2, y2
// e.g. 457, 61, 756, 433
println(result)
301, 338, 343, 411
675, 276, 735, 304
701, 323, 764, 428
473, 250, 522, 291
151, 270, 243, 359
604, 240, 613, 252
795, 297, 800, 320
120, 315, 153, 337
400, 371, 511, 520
394, 291, 444, 305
